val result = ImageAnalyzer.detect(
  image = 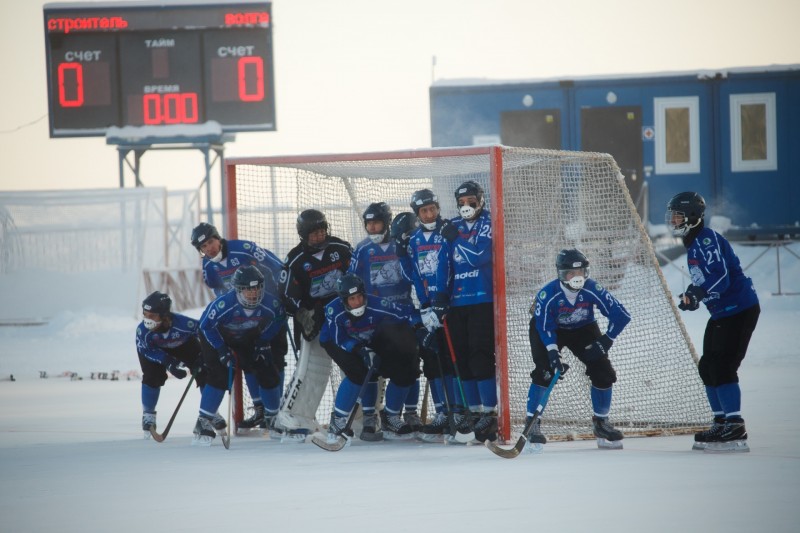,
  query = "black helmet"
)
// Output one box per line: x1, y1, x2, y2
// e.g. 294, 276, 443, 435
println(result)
666, 191, 705, 237
296, 209, 329, 248
231, 265, 265, 309
454, 180, 485, 221
336, 273, 367, 317
142, 291, 172, 315
390, 212, 418, 240
191, 222, 221, 251
410, 189, 440, 230
556, 249, 589, 291
362, 202, 392, 243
